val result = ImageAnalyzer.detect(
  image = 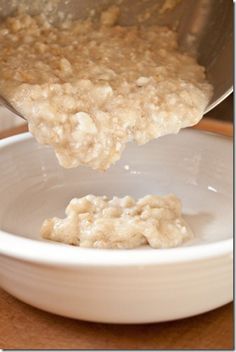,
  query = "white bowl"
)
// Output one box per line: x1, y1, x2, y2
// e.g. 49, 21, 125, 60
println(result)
0, 130, 233, 323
